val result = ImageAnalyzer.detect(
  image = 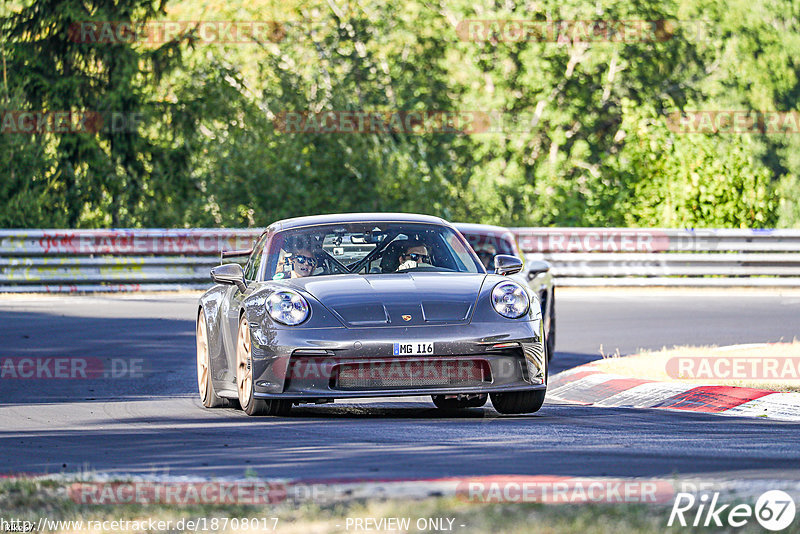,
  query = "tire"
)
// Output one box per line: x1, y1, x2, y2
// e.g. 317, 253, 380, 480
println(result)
490, 389, 546, 414
197, 310, 227, 408
432, 394, 488, 411
546, 287, 556, 360
236, 315, 291, 416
